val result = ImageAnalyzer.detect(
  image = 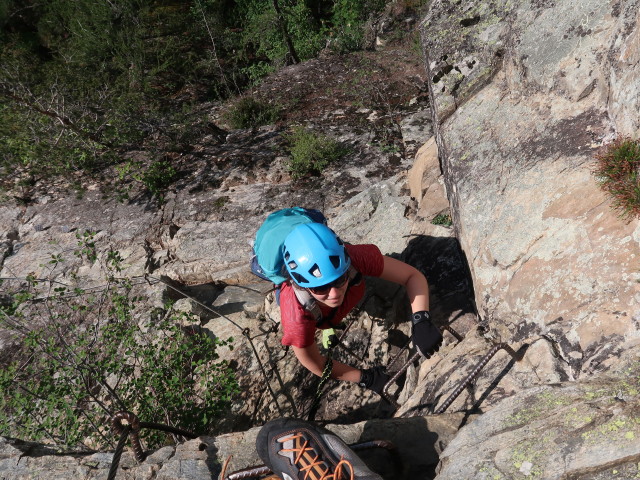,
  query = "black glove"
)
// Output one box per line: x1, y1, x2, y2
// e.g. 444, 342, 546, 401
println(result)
411, 311, 443, 358
358, 366, 390, 395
